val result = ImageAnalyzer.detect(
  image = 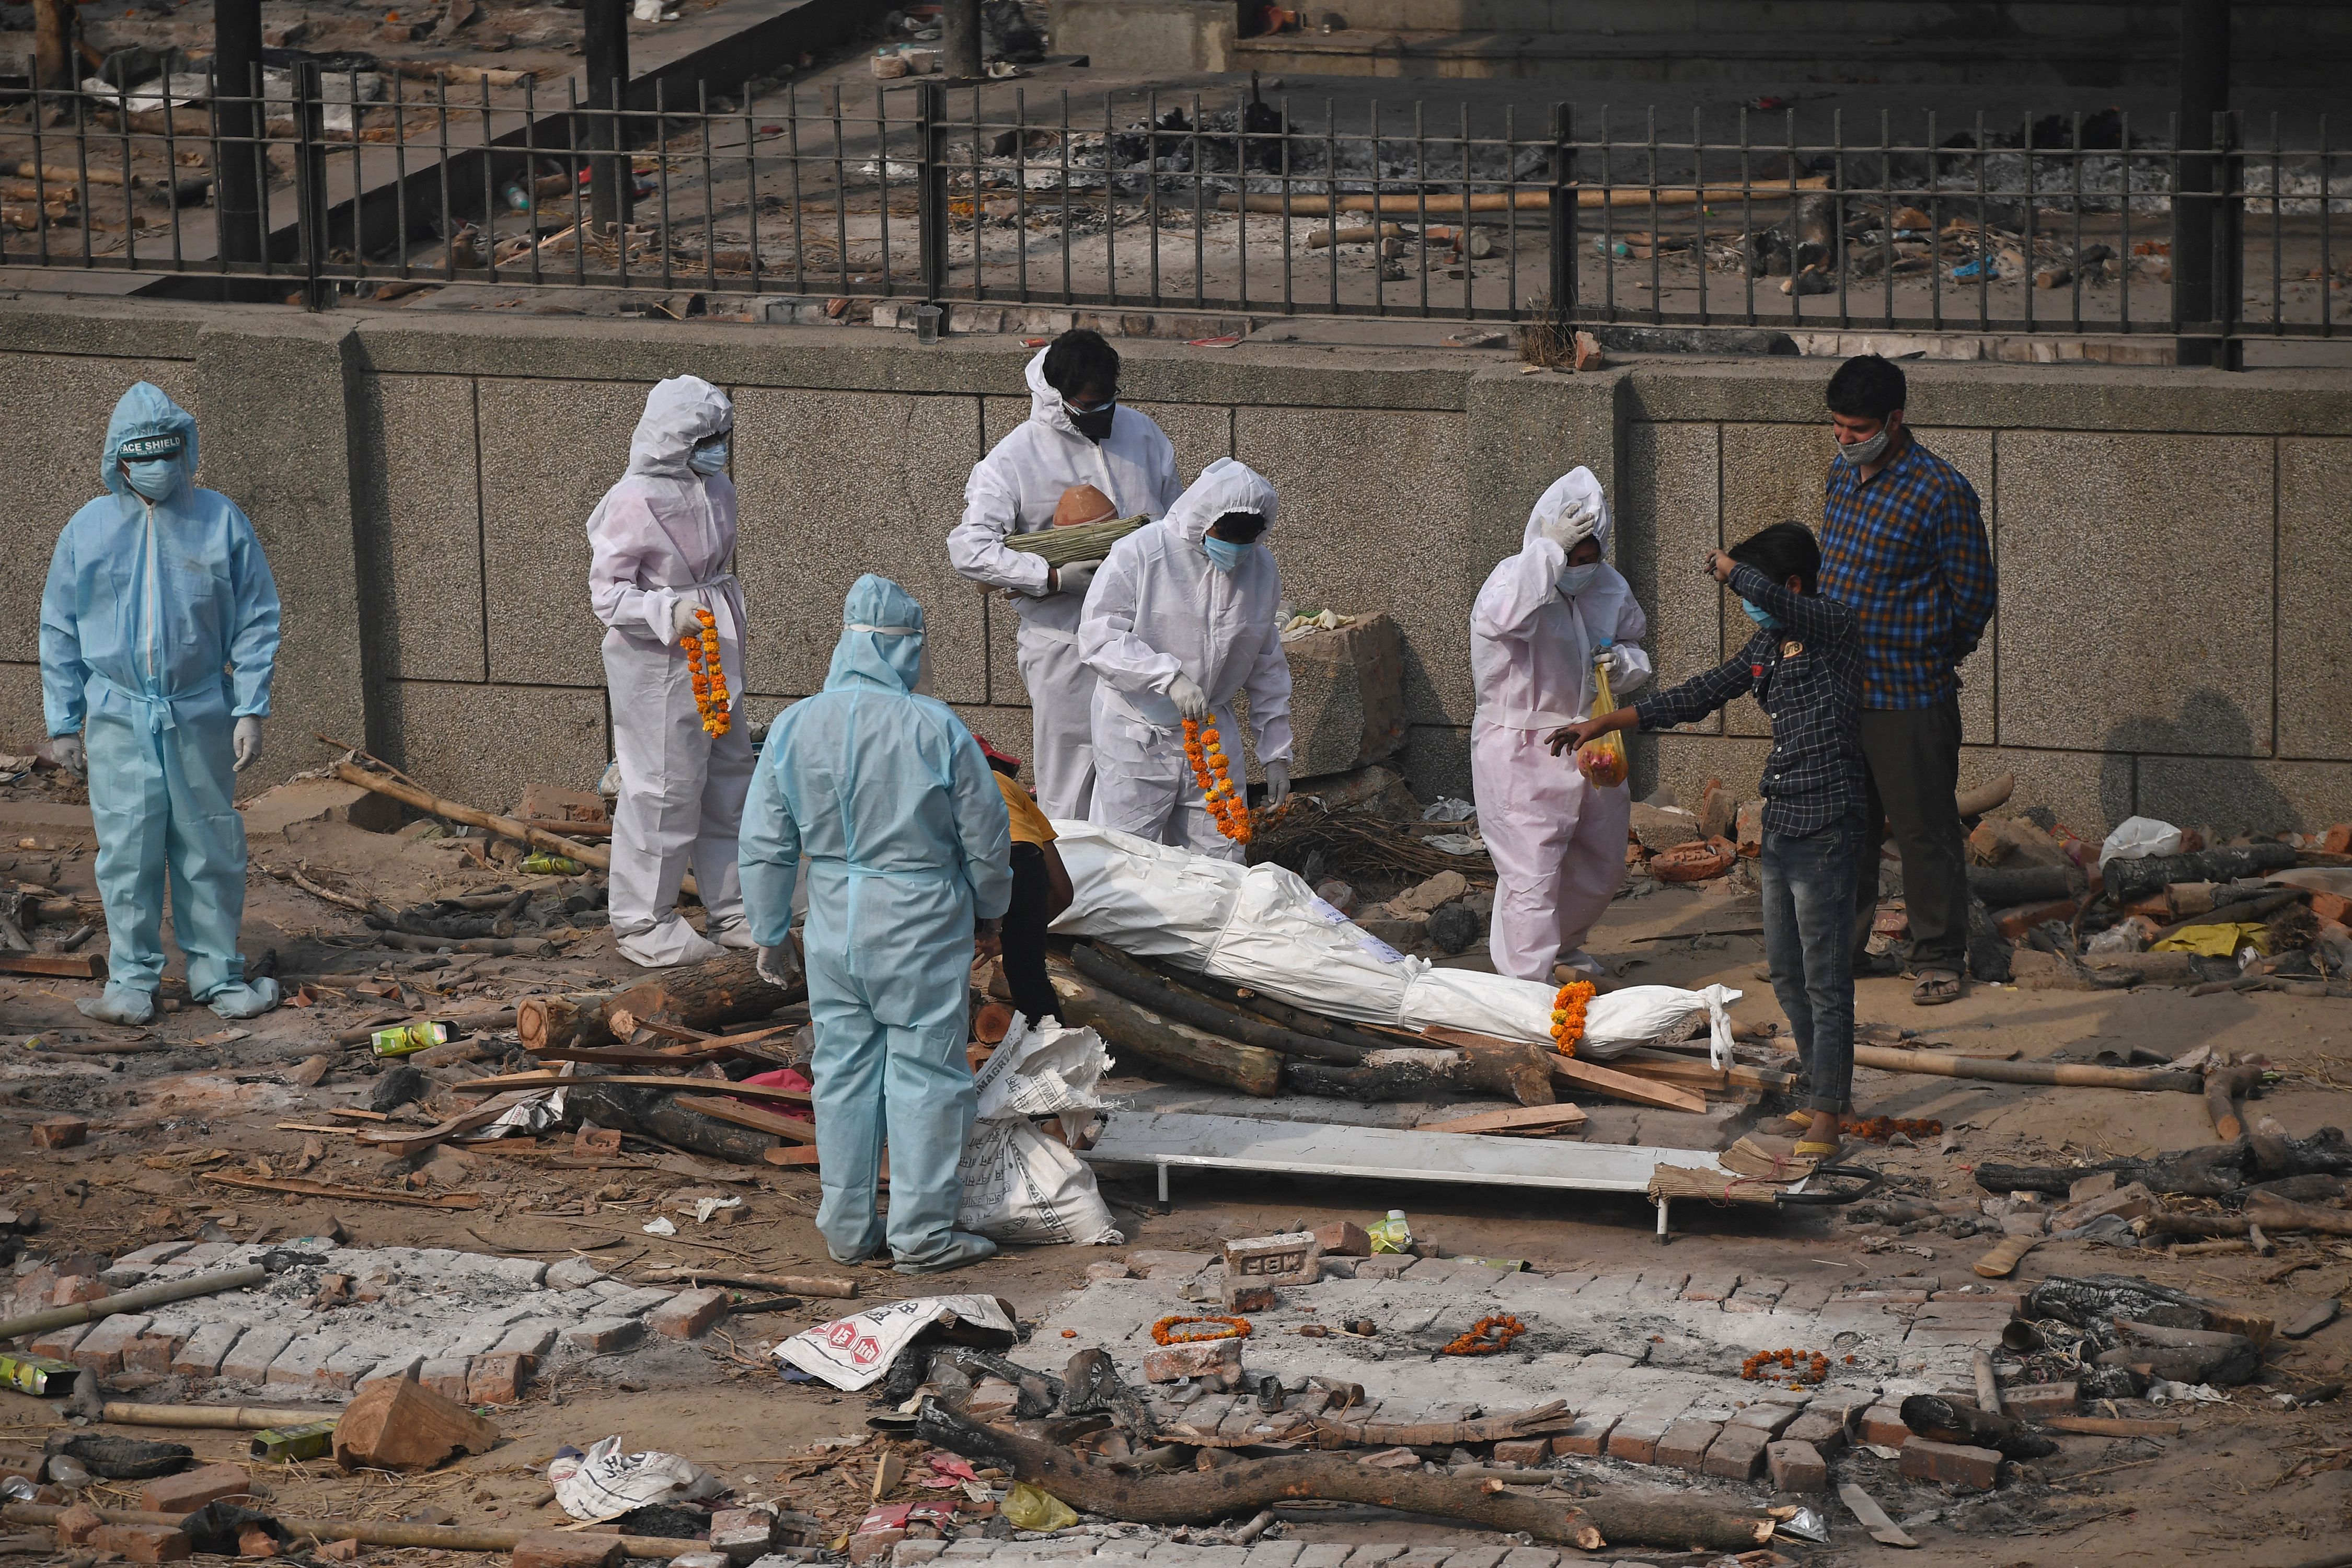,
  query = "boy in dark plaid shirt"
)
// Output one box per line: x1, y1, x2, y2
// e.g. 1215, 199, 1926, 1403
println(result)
1551, 523, 1863, 1156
